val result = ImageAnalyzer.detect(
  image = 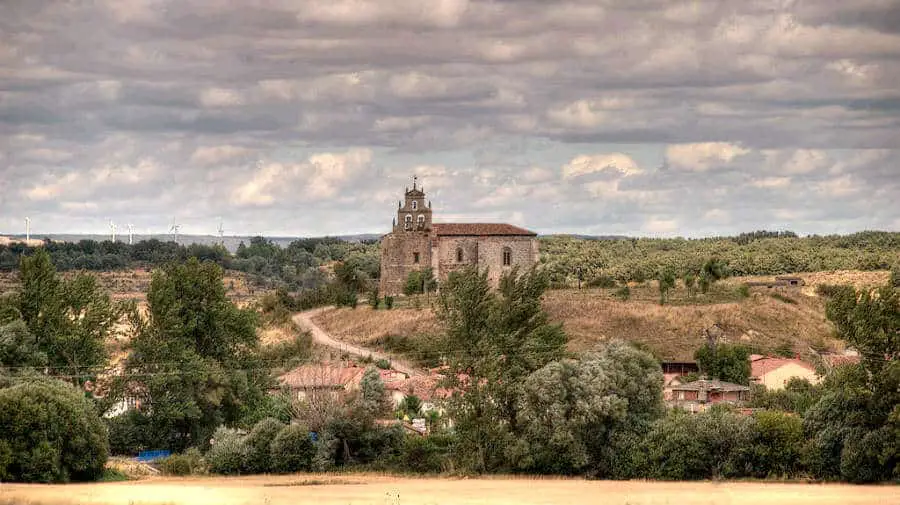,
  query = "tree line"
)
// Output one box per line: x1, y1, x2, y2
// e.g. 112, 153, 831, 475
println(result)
1, 245, 898, 483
